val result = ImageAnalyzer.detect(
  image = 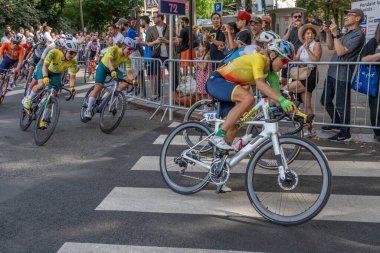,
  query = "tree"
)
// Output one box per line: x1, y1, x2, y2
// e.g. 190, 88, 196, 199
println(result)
196, 0, 215, 19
